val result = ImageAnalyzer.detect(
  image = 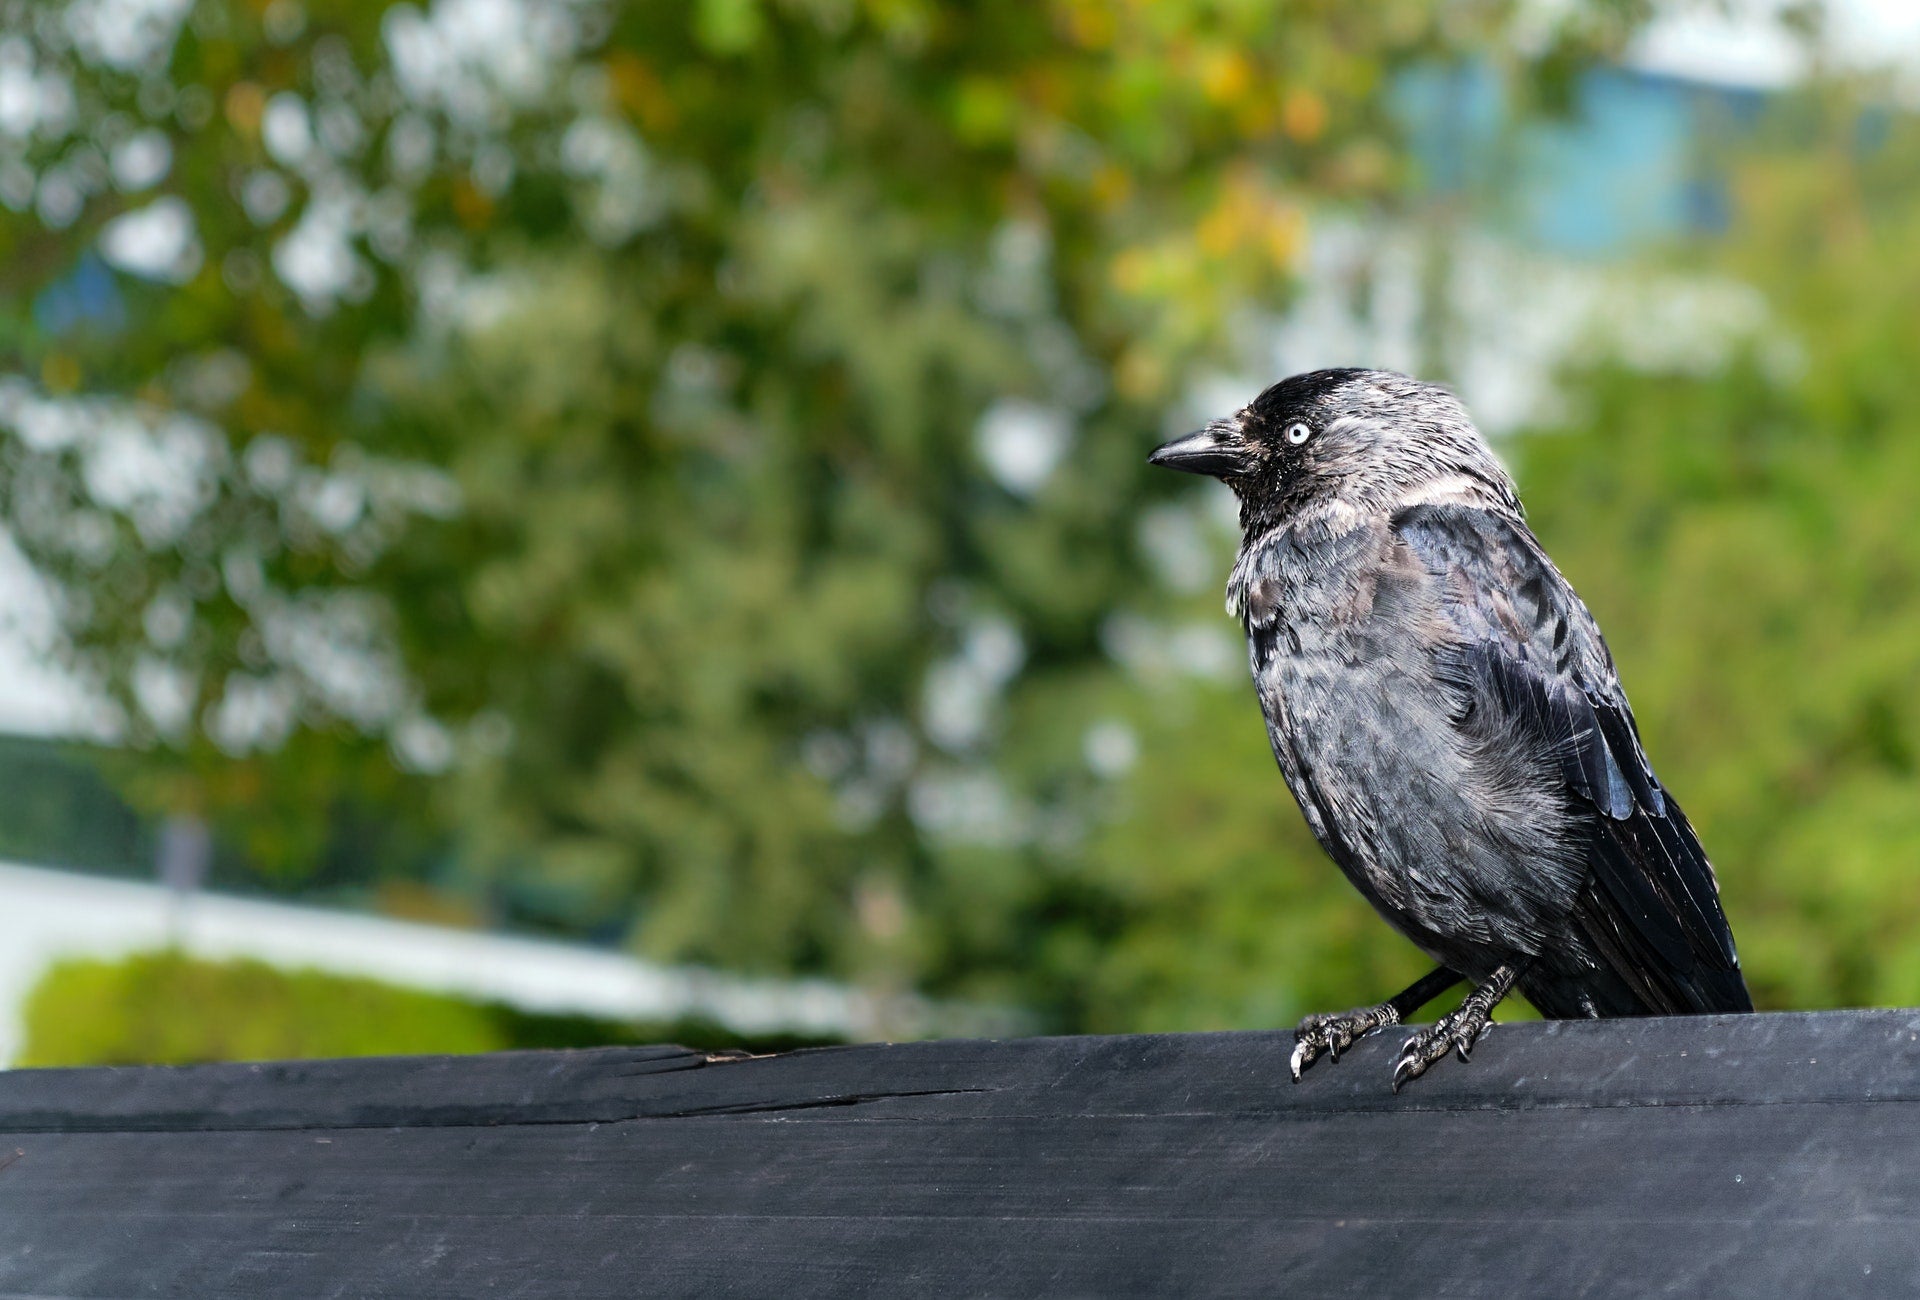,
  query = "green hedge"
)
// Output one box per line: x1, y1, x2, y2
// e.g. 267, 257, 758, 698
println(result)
18, 951, 840, 1068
